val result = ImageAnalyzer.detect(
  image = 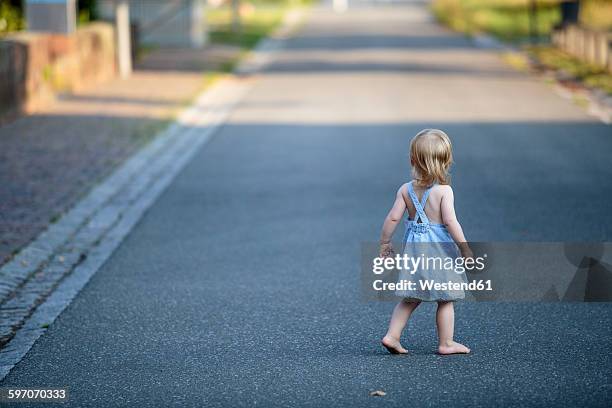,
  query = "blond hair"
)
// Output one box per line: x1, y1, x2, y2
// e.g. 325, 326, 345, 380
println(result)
409, 129, 453, 186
